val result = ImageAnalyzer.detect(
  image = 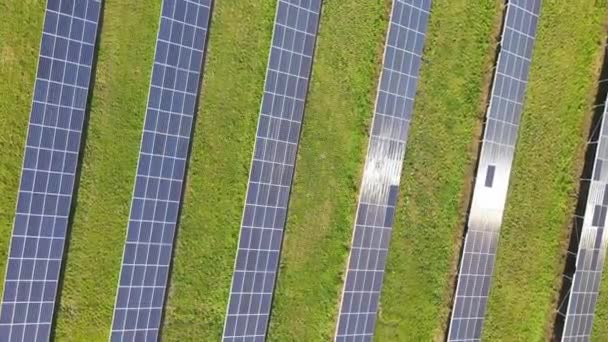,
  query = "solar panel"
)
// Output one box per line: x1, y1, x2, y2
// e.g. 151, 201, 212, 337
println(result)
333, 1, 430, 341
0, 1, 101, 341
447, 1, 540, 341
559, 96, 608, 341
221, 0, 321, 340
109, 0, 212, 340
